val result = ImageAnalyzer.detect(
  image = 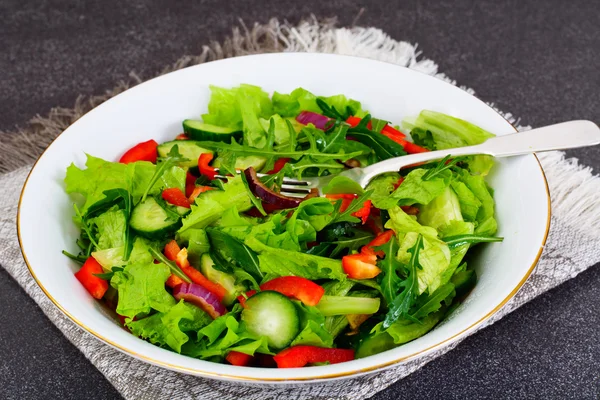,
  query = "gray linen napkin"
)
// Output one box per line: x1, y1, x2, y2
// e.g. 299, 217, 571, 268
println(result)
2, 19, 600, 400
